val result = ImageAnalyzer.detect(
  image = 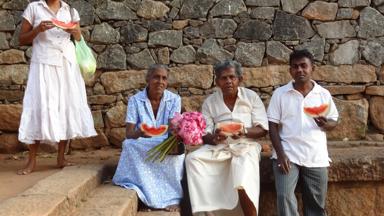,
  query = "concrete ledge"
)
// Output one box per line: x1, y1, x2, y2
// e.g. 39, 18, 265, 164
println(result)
328, 146, 384, 182
260, 146, 384, 183
73, 184, 138, 216
0, 165, 108, 216
258, 145, 384, 215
